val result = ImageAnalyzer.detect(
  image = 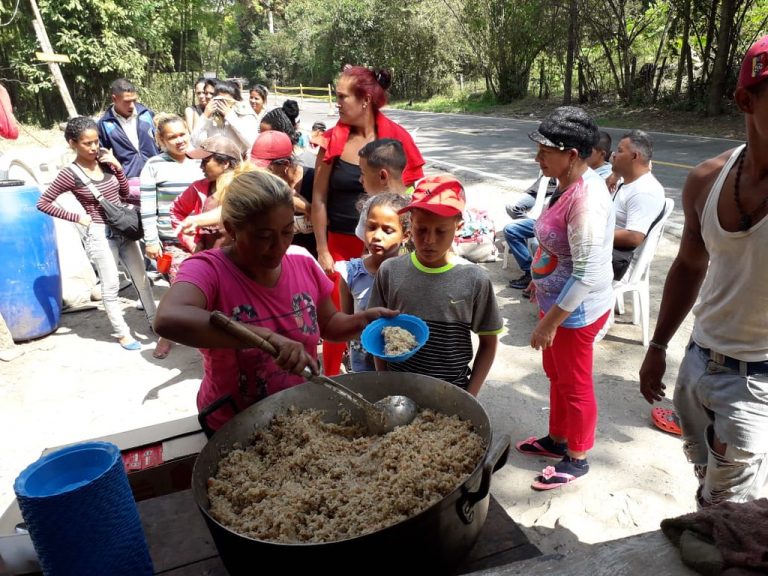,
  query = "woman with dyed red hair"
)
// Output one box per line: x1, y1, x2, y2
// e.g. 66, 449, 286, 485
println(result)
311, 65, 424, 376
